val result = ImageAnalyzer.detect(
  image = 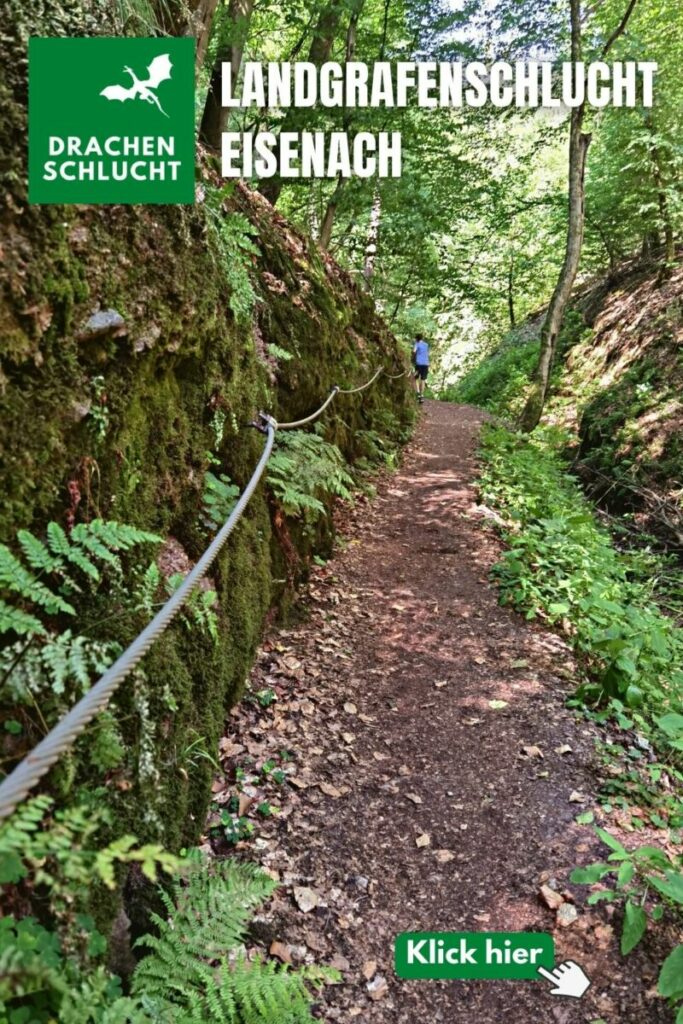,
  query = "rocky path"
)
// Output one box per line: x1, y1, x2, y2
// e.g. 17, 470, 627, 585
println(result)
209, 401, 668, 1023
